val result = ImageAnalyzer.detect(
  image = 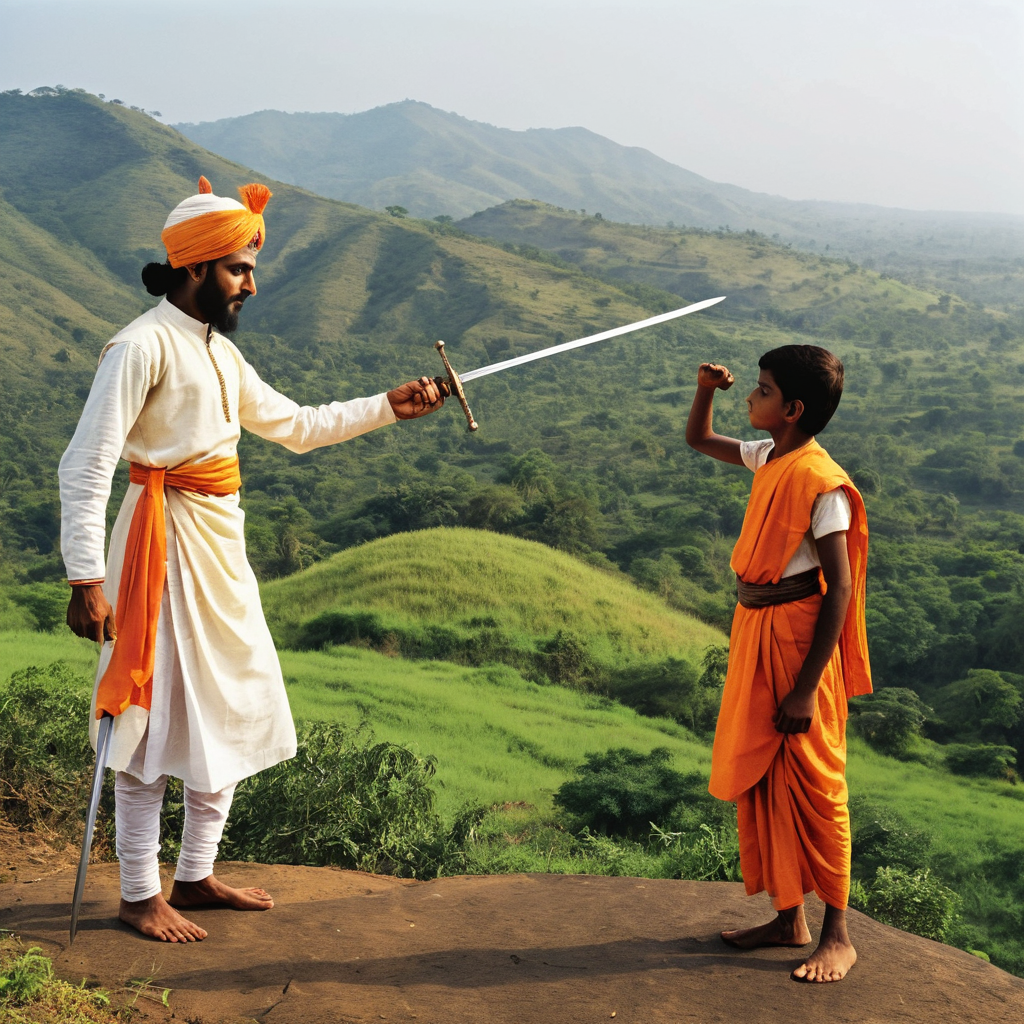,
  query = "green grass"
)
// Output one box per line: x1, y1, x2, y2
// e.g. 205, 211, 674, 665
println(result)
0, 630, 98, 684
11, 628, 1023, 870
281, 644, 710, 814
262, 527, 725, 663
